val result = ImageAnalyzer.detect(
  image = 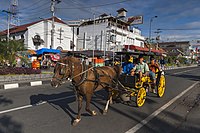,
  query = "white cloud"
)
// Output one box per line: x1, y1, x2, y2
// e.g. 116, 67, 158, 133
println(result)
184, 21, 200, 29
